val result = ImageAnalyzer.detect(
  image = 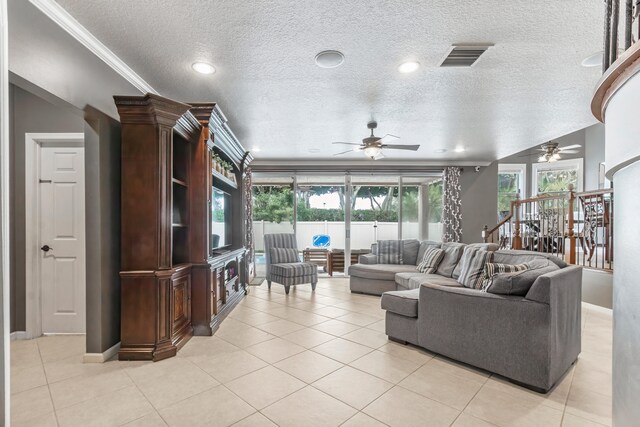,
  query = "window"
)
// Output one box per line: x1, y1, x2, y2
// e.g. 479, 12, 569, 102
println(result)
498, 164, 525, 220
532, 158, 583, 196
